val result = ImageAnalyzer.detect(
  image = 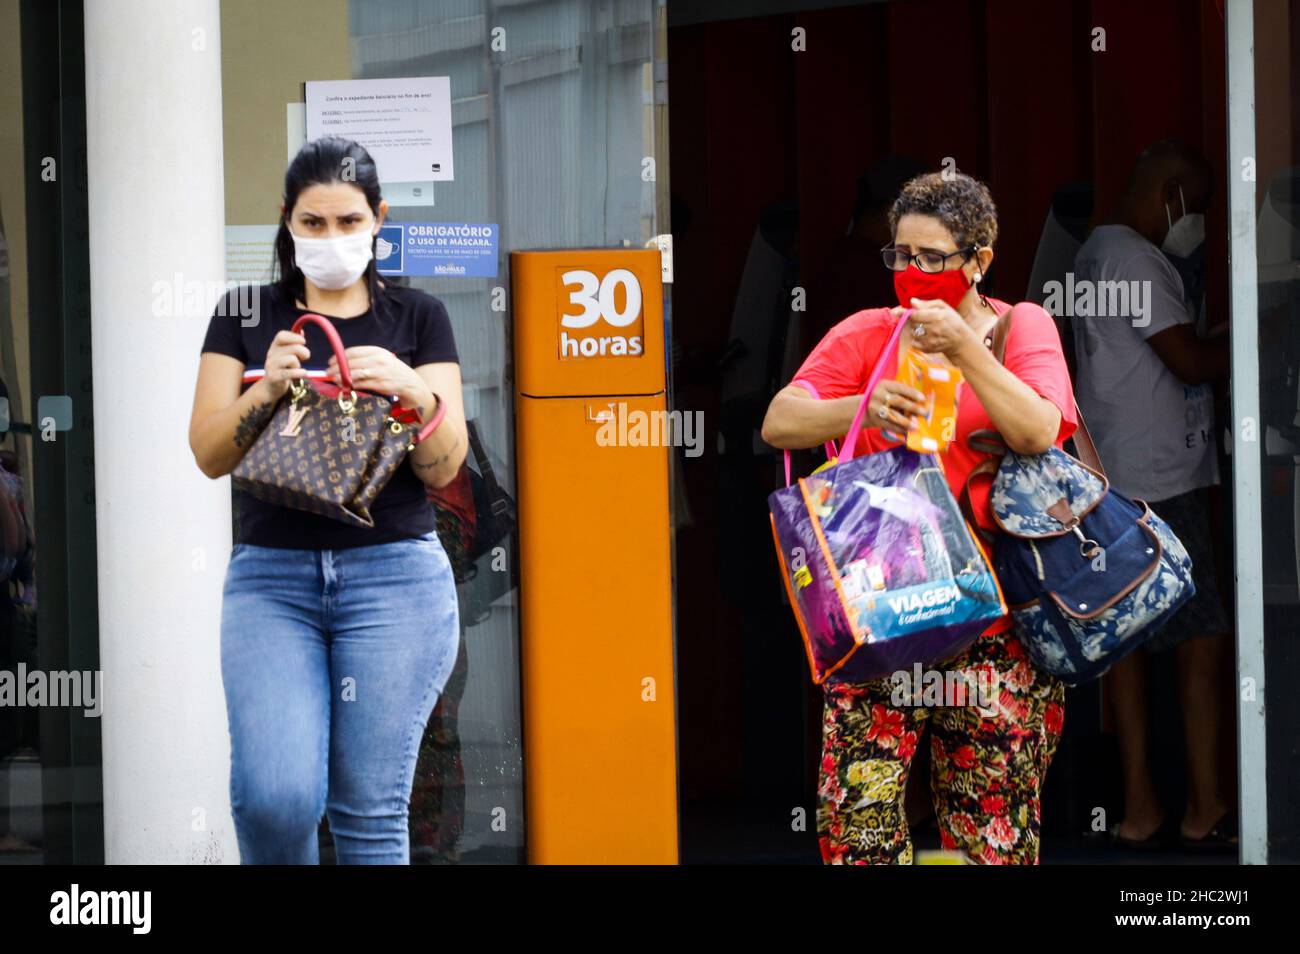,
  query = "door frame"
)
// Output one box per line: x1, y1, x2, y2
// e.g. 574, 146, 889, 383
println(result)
1225, 0, 1267, 866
